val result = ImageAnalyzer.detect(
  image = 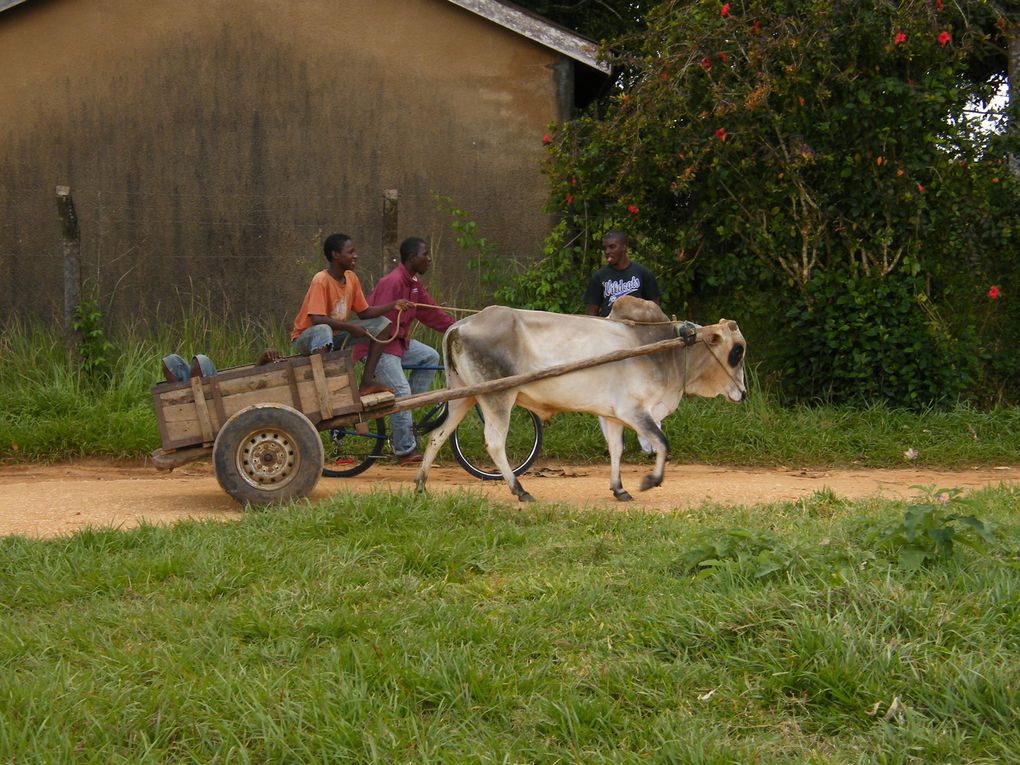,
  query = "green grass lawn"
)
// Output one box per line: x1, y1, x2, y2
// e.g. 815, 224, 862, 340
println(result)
2, 486, 1019, 763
